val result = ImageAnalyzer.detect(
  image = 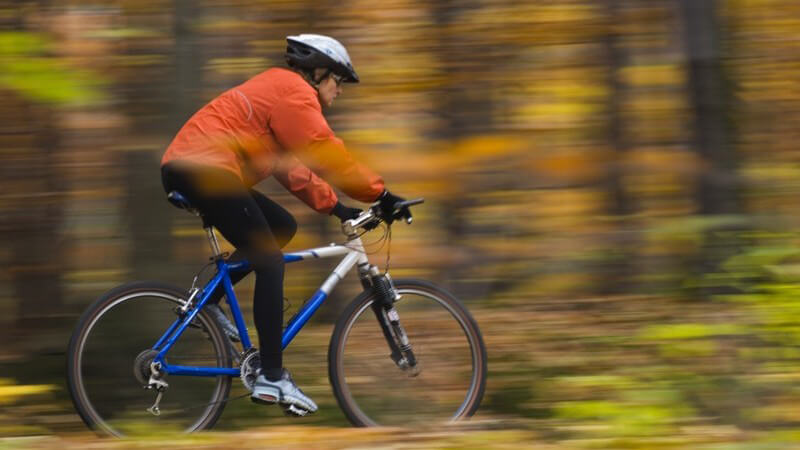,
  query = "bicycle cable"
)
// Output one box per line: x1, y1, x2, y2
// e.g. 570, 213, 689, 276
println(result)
384, 225, 392, 274
337, 217, 394, 273
338, 222, 390, 256
189, 260, 217, 295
